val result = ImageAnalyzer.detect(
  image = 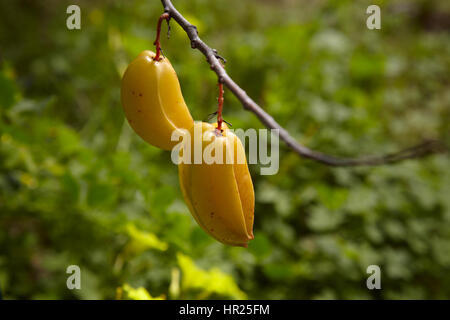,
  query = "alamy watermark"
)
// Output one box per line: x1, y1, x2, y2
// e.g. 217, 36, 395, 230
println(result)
366, 5, 381, 30
170, 125, 280, 175
66, 5, 81, 30
366, 265, 381, 290
66, 265, 81, 290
